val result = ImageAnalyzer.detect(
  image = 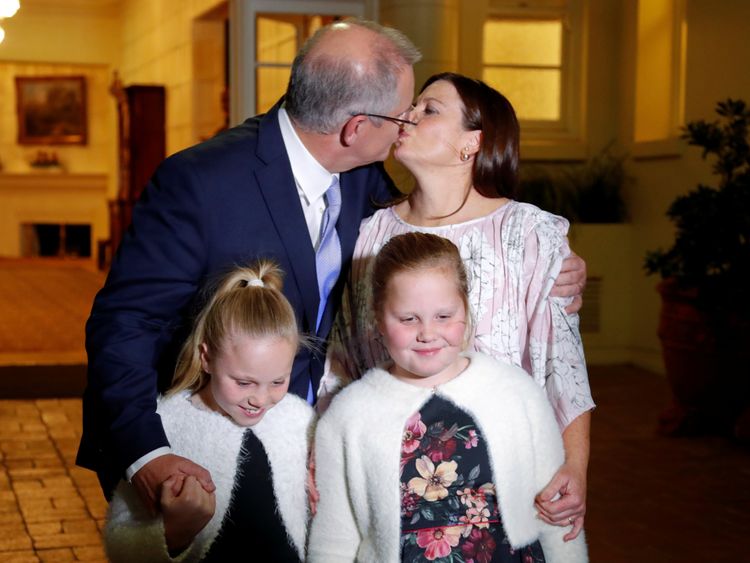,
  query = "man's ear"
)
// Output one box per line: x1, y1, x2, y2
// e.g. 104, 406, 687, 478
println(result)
342, 115, 368, 146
